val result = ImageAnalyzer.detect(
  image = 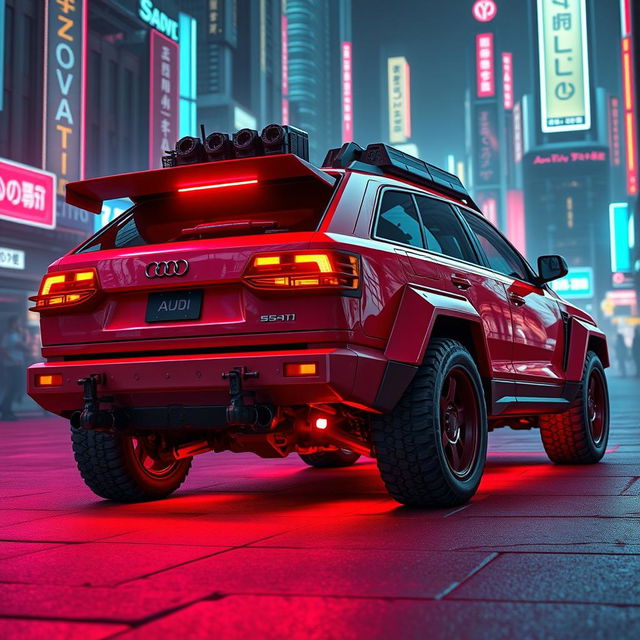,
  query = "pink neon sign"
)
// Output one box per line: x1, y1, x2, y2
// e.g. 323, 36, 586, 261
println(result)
342, 42, 353, 141
476, 33, 495, 98
281, 15, 289, 123
149, 30, 179, 170
0, 158, 56, 229
502, 52, 513, 110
